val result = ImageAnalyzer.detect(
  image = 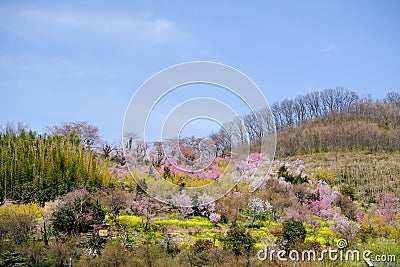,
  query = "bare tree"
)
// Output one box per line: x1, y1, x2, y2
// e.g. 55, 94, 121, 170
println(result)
47, 121, 100, 146
304, 91, 322, 118
272, 102, 283, 131
243, 112, 262, 142
294, 95, 308, 124
280, 99, 296, 127
385, 91, 400, 127
210, 128, 231, 157
230, 116, 248, 145
256, 108, 275, 137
